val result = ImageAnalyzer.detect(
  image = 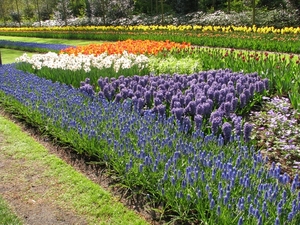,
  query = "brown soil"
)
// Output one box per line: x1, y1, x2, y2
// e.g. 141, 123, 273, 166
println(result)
0, 110, 161, 225
0, 133, 89, 225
